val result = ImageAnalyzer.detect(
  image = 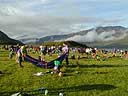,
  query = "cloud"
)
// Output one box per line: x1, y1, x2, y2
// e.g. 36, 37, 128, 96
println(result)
0, 0, 128, 40
0, 14, 124, 40
65, 30, 99, 42
0, 0, 55, 16
0, 6, 24, 16
66, 30, 127, 42
0, 14, 103, 38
